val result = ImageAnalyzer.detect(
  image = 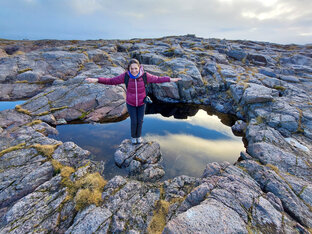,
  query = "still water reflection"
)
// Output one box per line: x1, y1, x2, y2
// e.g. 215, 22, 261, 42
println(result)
50, 103, 245, 180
